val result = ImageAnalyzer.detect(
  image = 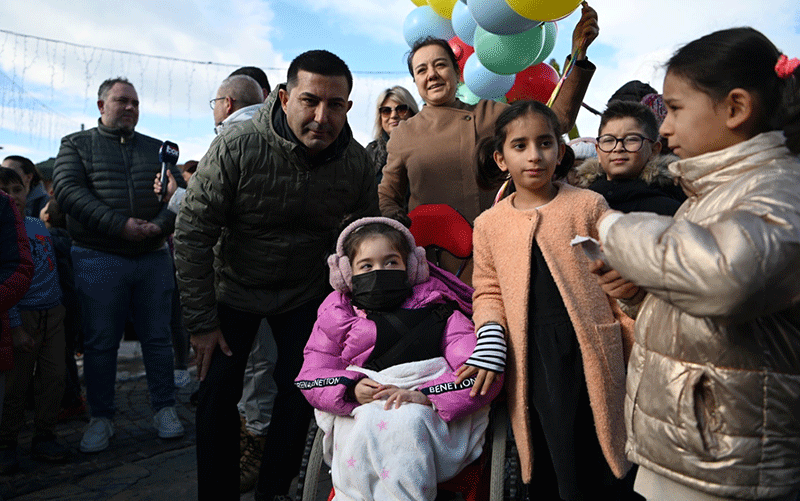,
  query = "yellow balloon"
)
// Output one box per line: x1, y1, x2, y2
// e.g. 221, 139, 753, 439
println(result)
427, 0, 458, 19
505, 0, 581, 22
410, 0, 427, 6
